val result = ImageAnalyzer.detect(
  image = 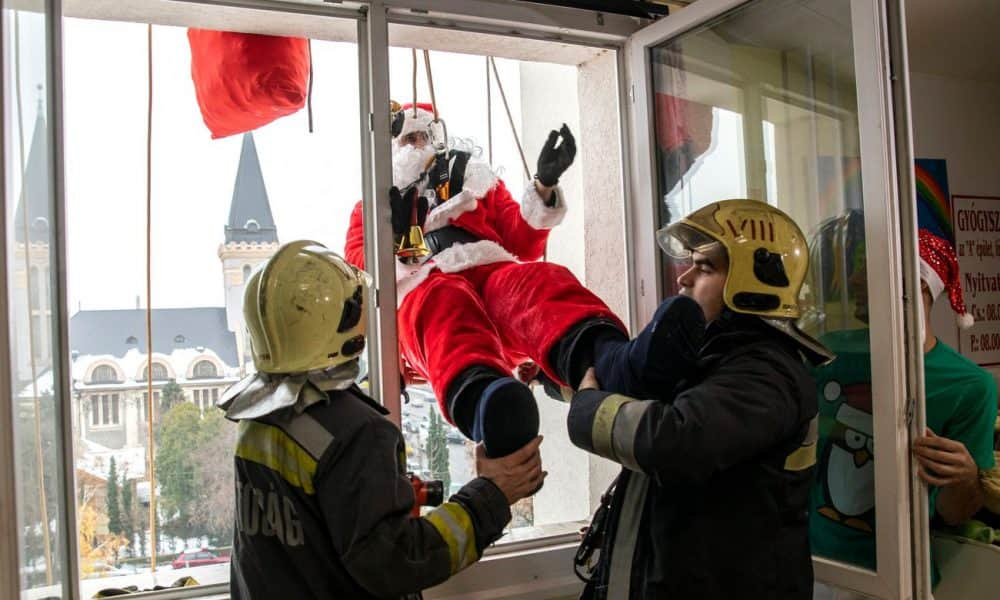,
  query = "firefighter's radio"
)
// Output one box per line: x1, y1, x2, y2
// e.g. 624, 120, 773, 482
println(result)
408, 473, 444, 517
